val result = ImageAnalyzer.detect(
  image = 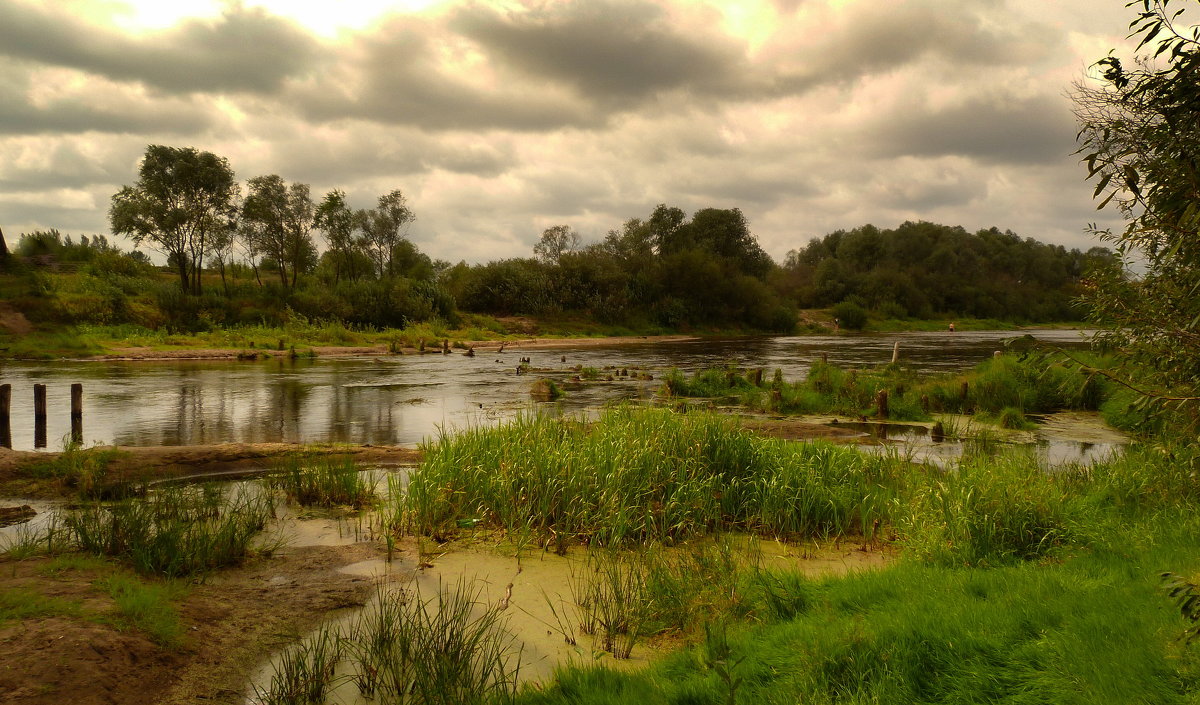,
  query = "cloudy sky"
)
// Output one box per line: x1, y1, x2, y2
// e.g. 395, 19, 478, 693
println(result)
0, 0, 1142, 264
